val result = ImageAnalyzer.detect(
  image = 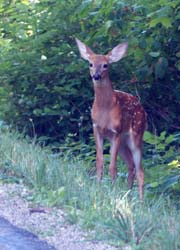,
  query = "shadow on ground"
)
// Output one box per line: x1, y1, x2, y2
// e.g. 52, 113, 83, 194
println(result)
0, 216, 56, 250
